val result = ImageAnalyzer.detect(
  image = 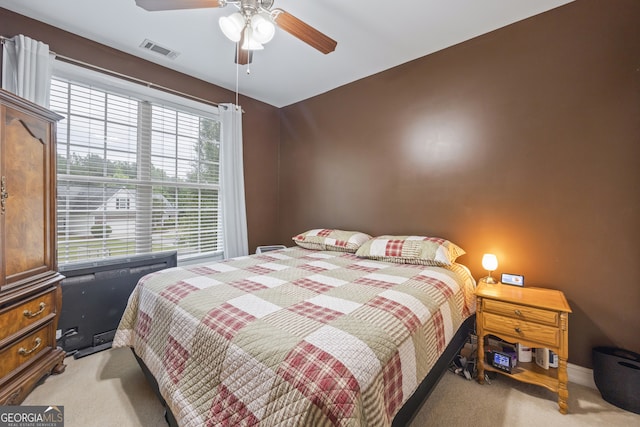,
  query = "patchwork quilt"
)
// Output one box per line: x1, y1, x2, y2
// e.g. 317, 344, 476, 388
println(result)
113, 247, 476, 426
